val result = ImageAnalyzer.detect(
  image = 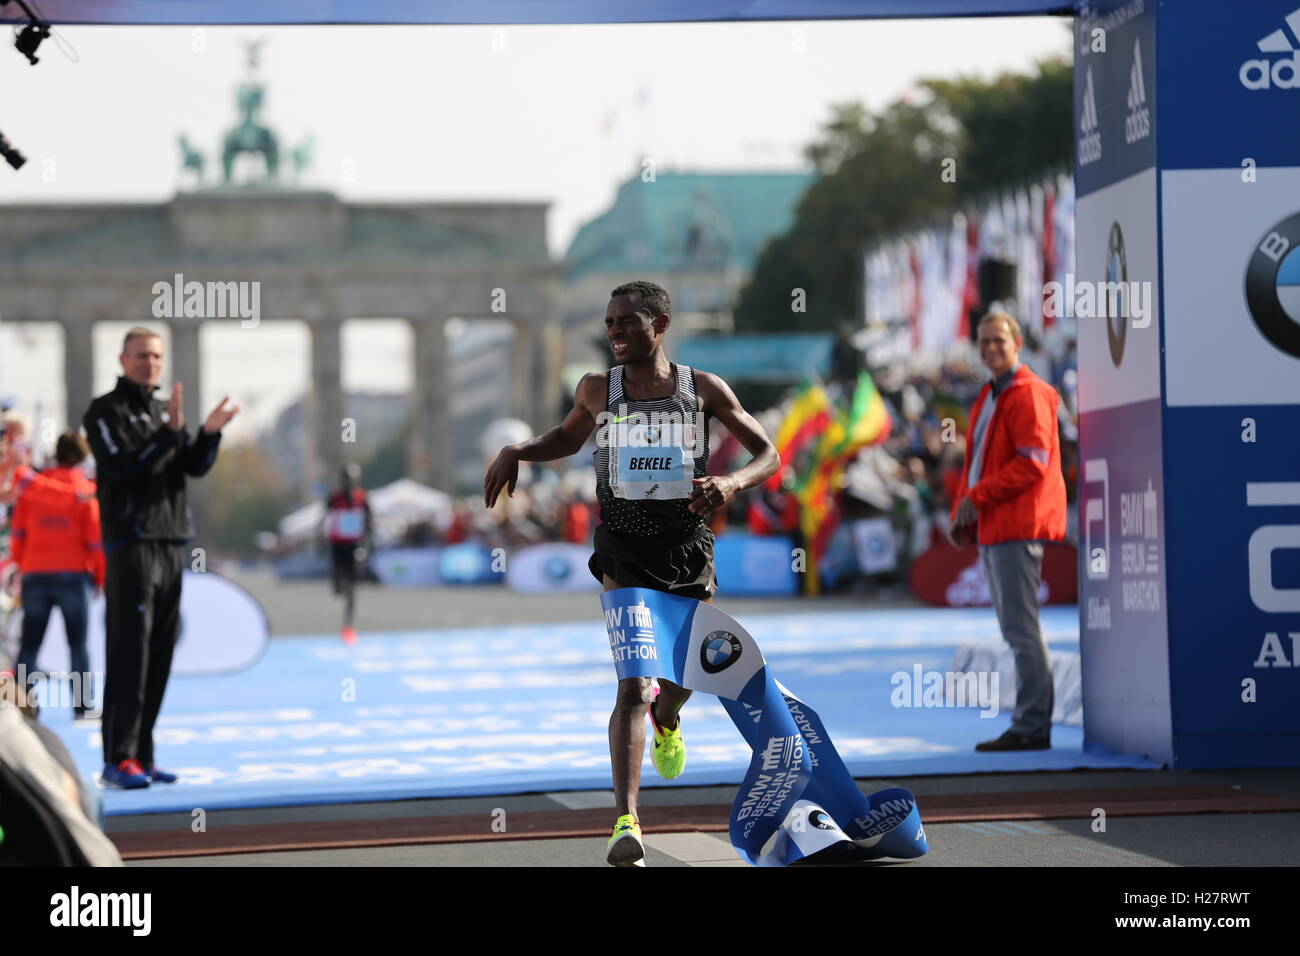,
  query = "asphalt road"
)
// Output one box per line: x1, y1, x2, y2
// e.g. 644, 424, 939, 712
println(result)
128, 812, 1300, 867
115, 768, 1300, 867
226, 567, 923, 636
